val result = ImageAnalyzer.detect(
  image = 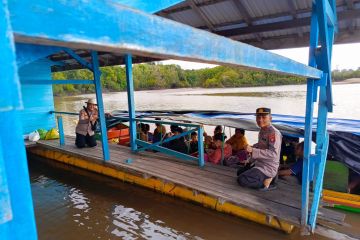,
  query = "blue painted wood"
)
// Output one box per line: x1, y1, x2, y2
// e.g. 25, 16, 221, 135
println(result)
0, 1, 37, 237
91, 51, 110, 161
50, 111, 78, 116
57, 116, 65, 146
325, 0, 336, 27
197, 126, 204, 167
125, 54, 137, 152
301, 79, 315, 227
63, 48, 93, 70
0, 139, 13, 224
116, 0, 185, 13
21, 79, 94, 85
136, 128, 196, 152
136, 139, 198, 162
9, 0, 322, 79
16, 43, 61, 67
18, 59, 56, 134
